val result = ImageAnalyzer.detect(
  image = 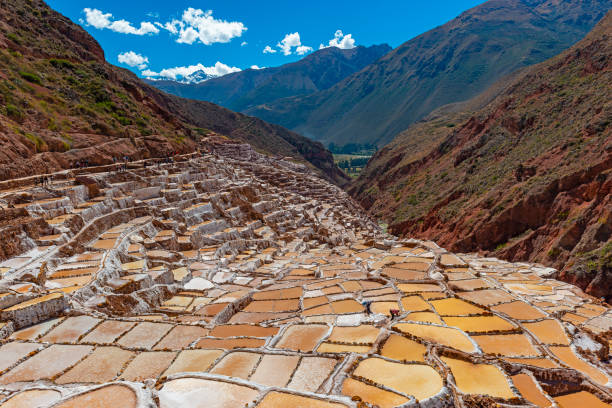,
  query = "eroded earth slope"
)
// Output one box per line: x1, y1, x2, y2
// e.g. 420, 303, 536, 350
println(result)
0, 138, 609, 408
